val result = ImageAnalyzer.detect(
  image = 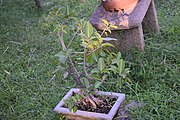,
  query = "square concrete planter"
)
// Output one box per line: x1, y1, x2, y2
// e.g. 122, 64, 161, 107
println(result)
54, 88, 125, 120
